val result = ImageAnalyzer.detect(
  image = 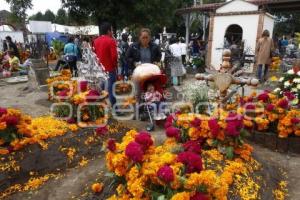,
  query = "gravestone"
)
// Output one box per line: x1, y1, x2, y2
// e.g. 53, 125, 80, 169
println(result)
27, 59, 50, 89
